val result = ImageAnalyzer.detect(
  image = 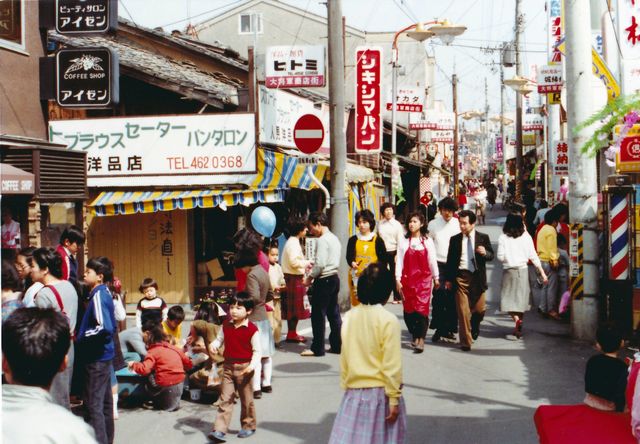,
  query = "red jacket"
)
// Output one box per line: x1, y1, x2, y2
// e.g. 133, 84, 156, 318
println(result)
131, 342, 192, 386
56, 244, 71, 281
